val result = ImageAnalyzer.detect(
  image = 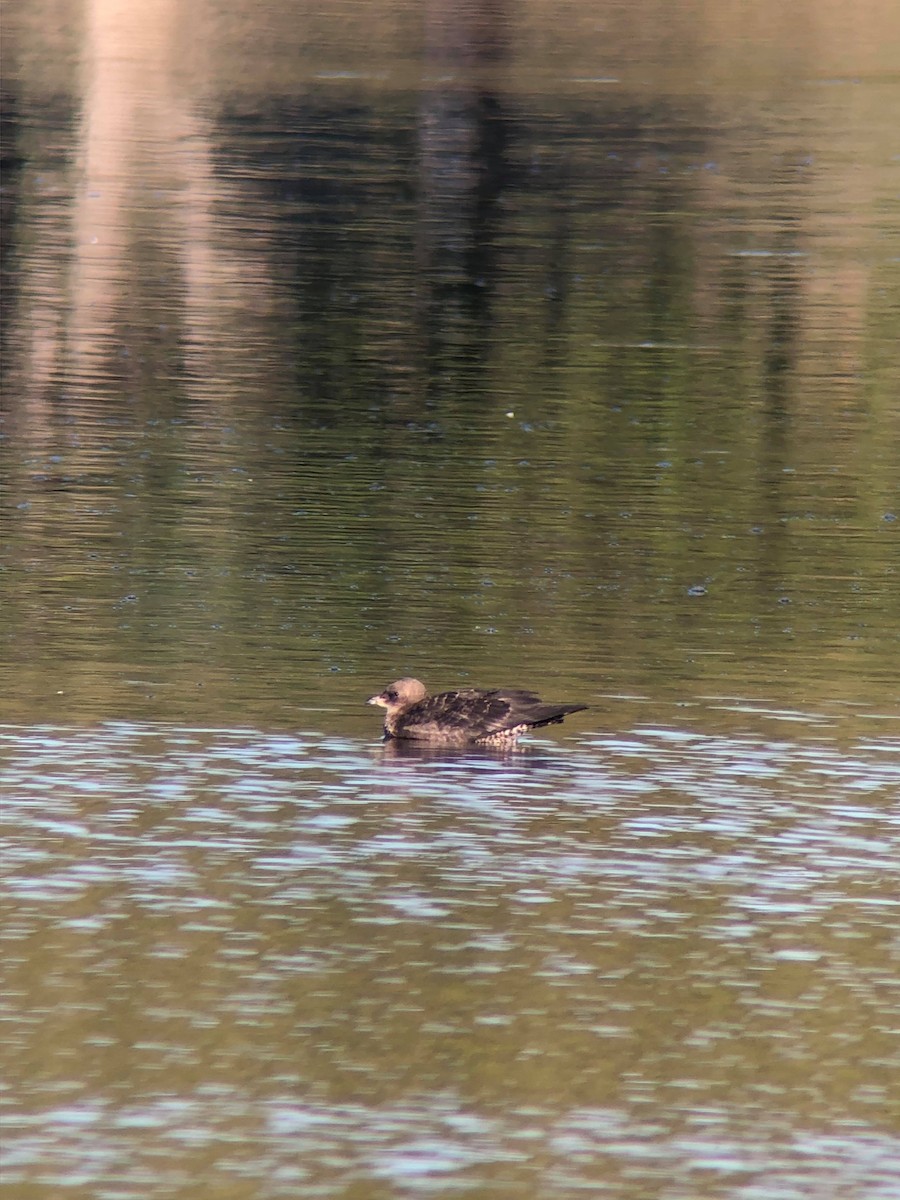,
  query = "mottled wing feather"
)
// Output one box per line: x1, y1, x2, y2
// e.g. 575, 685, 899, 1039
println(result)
394, 688, 585, 742
396, 689, 518, 741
